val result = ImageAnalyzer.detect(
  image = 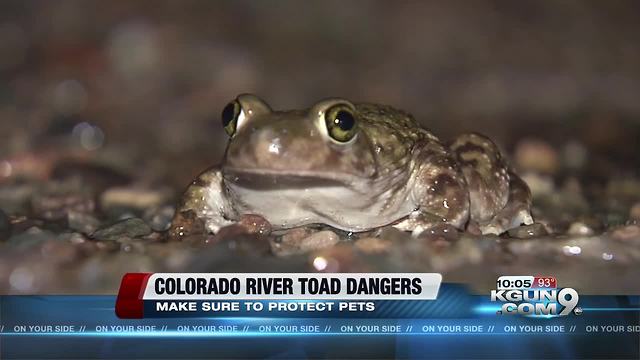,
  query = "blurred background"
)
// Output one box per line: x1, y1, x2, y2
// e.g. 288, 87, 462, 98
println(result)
0, 1, 639, 294
2, 0, 640, 186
